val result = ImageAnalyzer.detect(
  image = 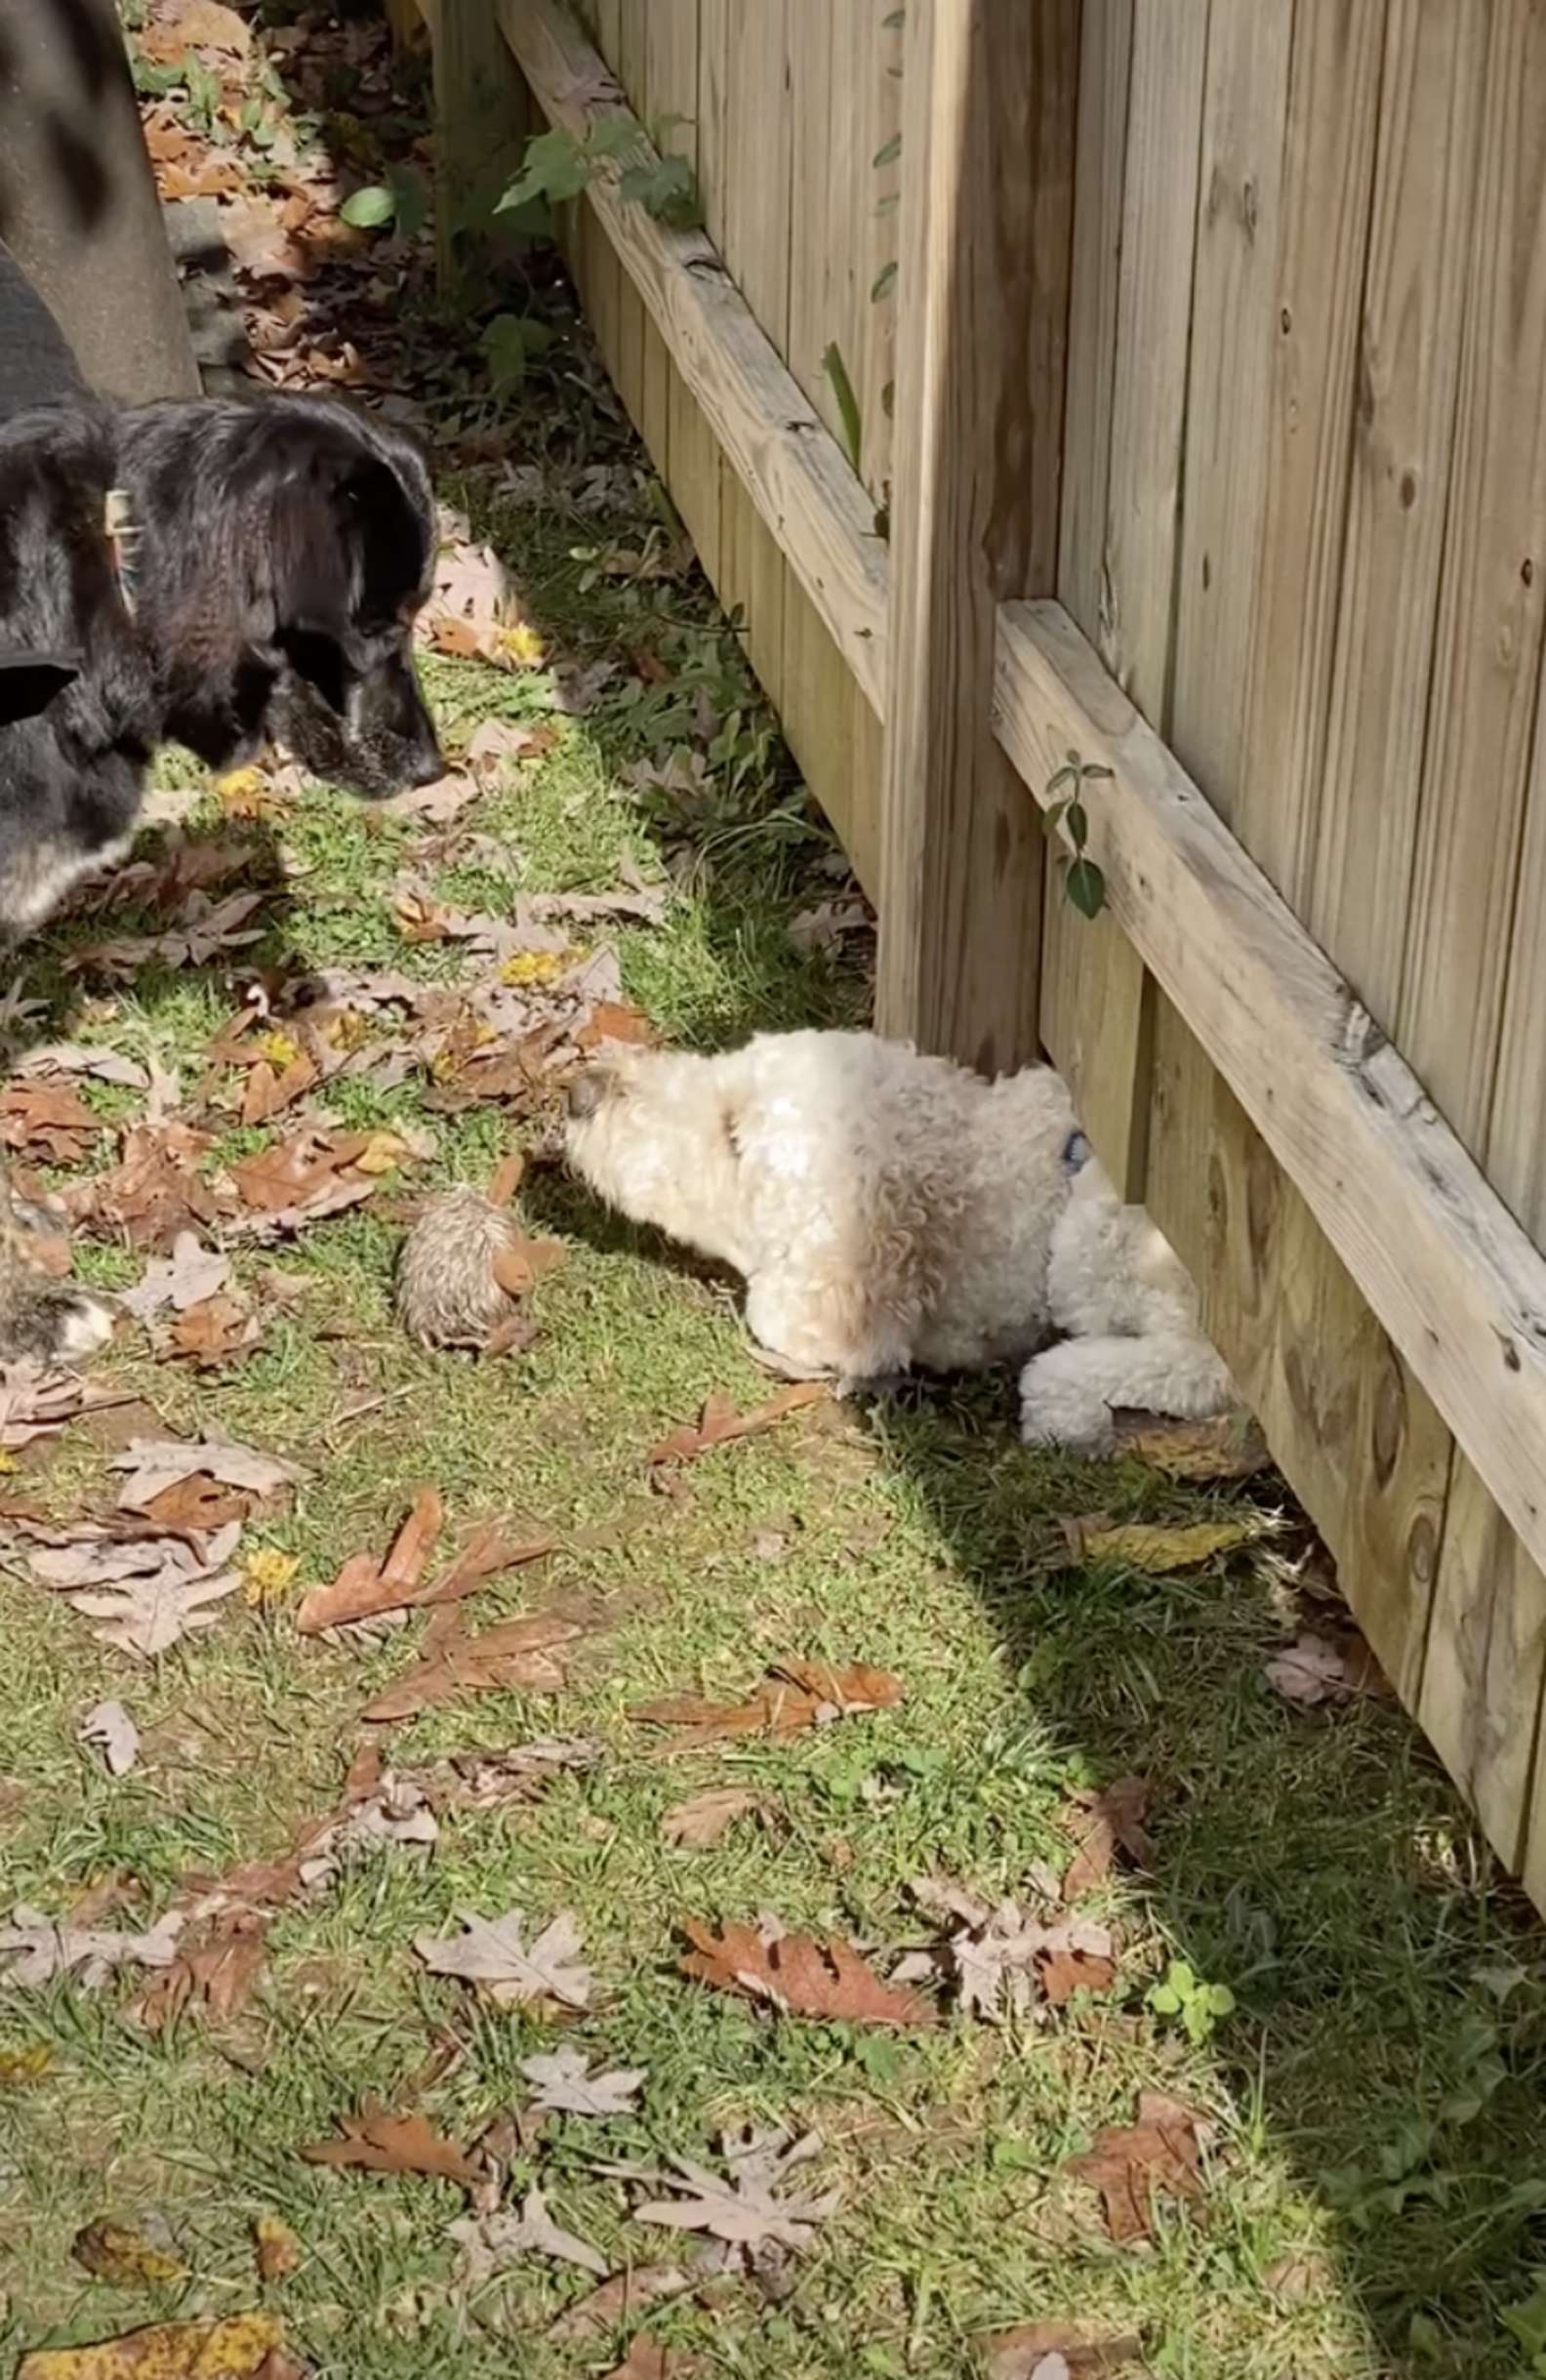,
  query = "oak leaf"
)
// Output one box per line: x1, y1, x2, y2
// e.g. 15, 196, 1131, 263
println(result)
300, 2098, 479, 2185
521, 2047, 645, 2117
1065, 2092, 1205, 2243
546, 2265, 692, 2344
648, 1382, 825, 1464
1061, 1777, 1155, 1902
414, 1906, 591, 2009
679, 1917, 936, 2028
633, 1659, 901, 1750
